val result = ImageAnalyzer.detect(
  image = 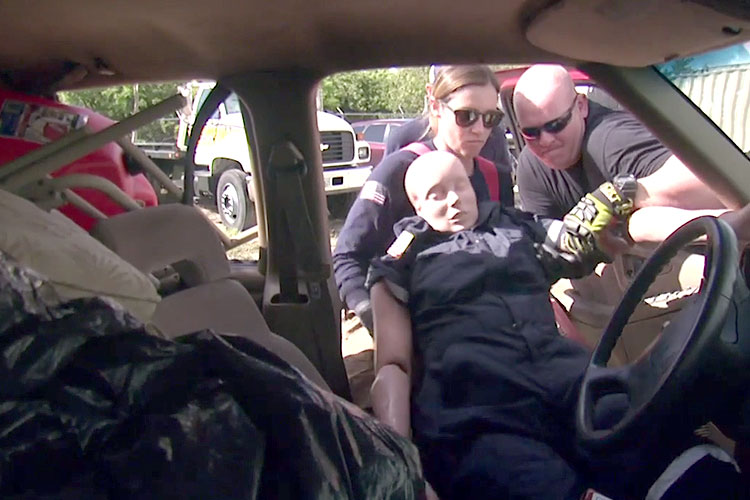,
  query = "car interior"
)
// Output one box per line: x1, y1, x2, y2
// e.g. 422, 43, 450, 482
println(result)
0, 0, 750, 494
